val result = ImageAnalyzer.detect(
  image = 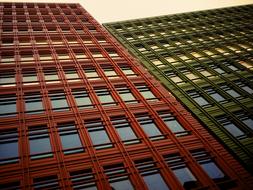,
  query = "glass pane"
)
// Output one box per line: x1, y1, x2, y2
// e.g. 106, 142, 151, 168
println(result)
143, 173, 170, 190
52, 99, 68, 109
0, 104, 16, 115
242, 86, 253, 94
30, 138, 51, 155
210, 93, 225, 102
0, 142, 18, 160
110, 179, 134, 190
98, 95, 114, 104
26, 101, 43, 112
75, 97, 92, 107
201, 162, 225, 180
194, 97, 209, 106
165, 120, 184, 133
141, 123, 162, 137
116, 127, 137, 141
223, 123, 245, 137
242, 118, 253, 130
89, 130, 110, 145
173, 167, 197, 187
61, 134, 82, 149
140, 91, 156, 100
226, 89, 240, 98
120, 93, 136, 102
